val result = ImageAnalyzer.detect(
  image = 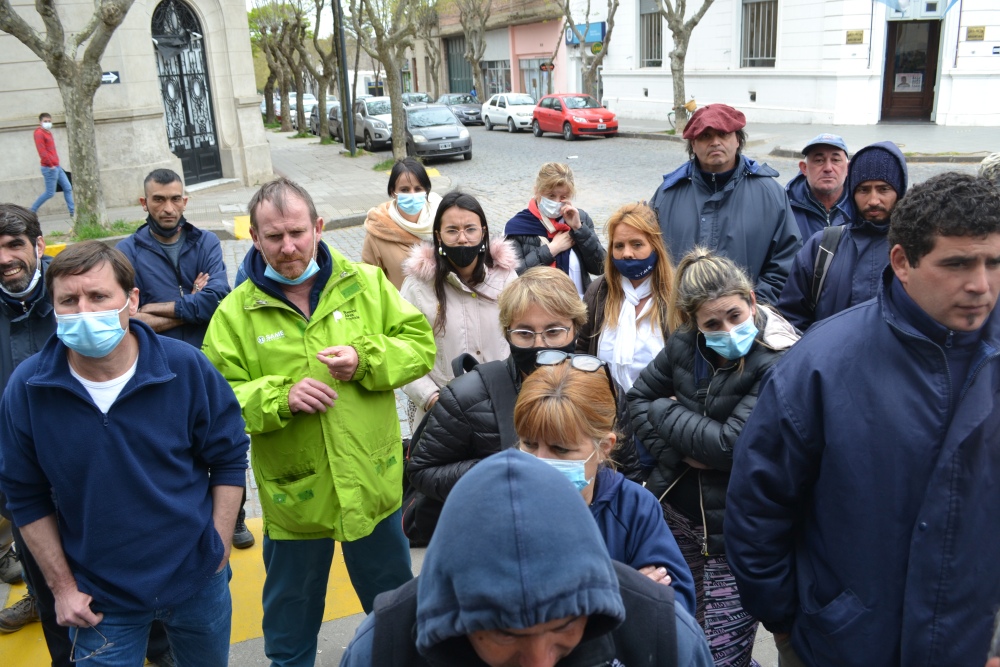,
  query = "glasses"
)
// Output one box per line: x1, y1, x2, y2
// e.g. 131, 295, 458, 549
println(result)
534, 350, 619, 412
439, 225, 483, 244
507, 327, 573, 348
70, 624, 114, 662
